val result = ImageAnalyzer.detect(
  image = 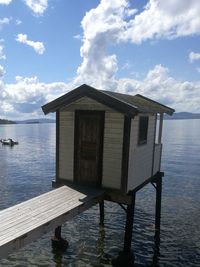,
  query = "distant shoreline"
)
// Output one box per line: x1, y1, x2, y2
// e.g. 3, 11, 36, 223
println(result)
1, 112, 200, 124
